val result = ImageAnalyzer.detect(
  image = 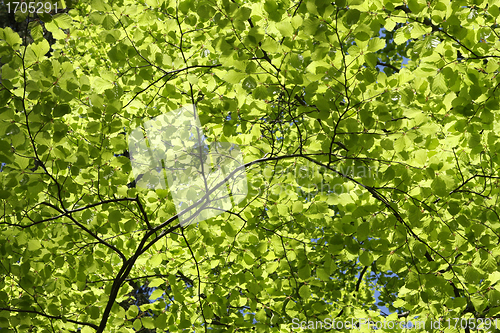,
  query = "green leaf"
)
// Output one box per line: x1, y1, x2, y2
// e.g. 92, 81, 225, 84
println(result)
244, 28, 263, 47
414, 149, 427, 166
242, 76, 257, 91
359, 251, 373, 266
277, 20, 293, 37
471, 295, 487, 312
203, 304, 214, 319
31, 39, 50, 60
223, 70, 246, 84
127, 306, 138, 318
1, 27, 22, 48
5, 124, 20, 136
412, 243, 427, 258
389, 254, 405, 273
264, 0, 281, 21
356, 221, 369, 241
92, 0, 111, 11
102, 15, 116, 30
316, 267, 329, 281
235, 6, 251, 21
431, 72, 447, 94
345, 9, 360, 25
243, 253, 254, 266
53, 14, 73, 29
133, 319, 142, 330
155, 314, 169, 330
384, 17, 397, 31
394, 29, 409, 45
149, 254, 164, 267
298, 285, 311, 299
108, 210, 122, 223
142, 317, 155, 329
149, 289, 164, 300
367, 38, 385, 52
28, 239, 41, 251
53, 104, 71, 117
298, 264, 311, 280
123, 219, 135, 233
146, 0, 159, 7
0, 139, 12, 156
292, 201, 303, 214
2, 65, 17, 80
261, 38, 278, 53
149, 278, 164, 288
291, 15, 303, 28
431, 177, 448, 197
89, 12, 105, 25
